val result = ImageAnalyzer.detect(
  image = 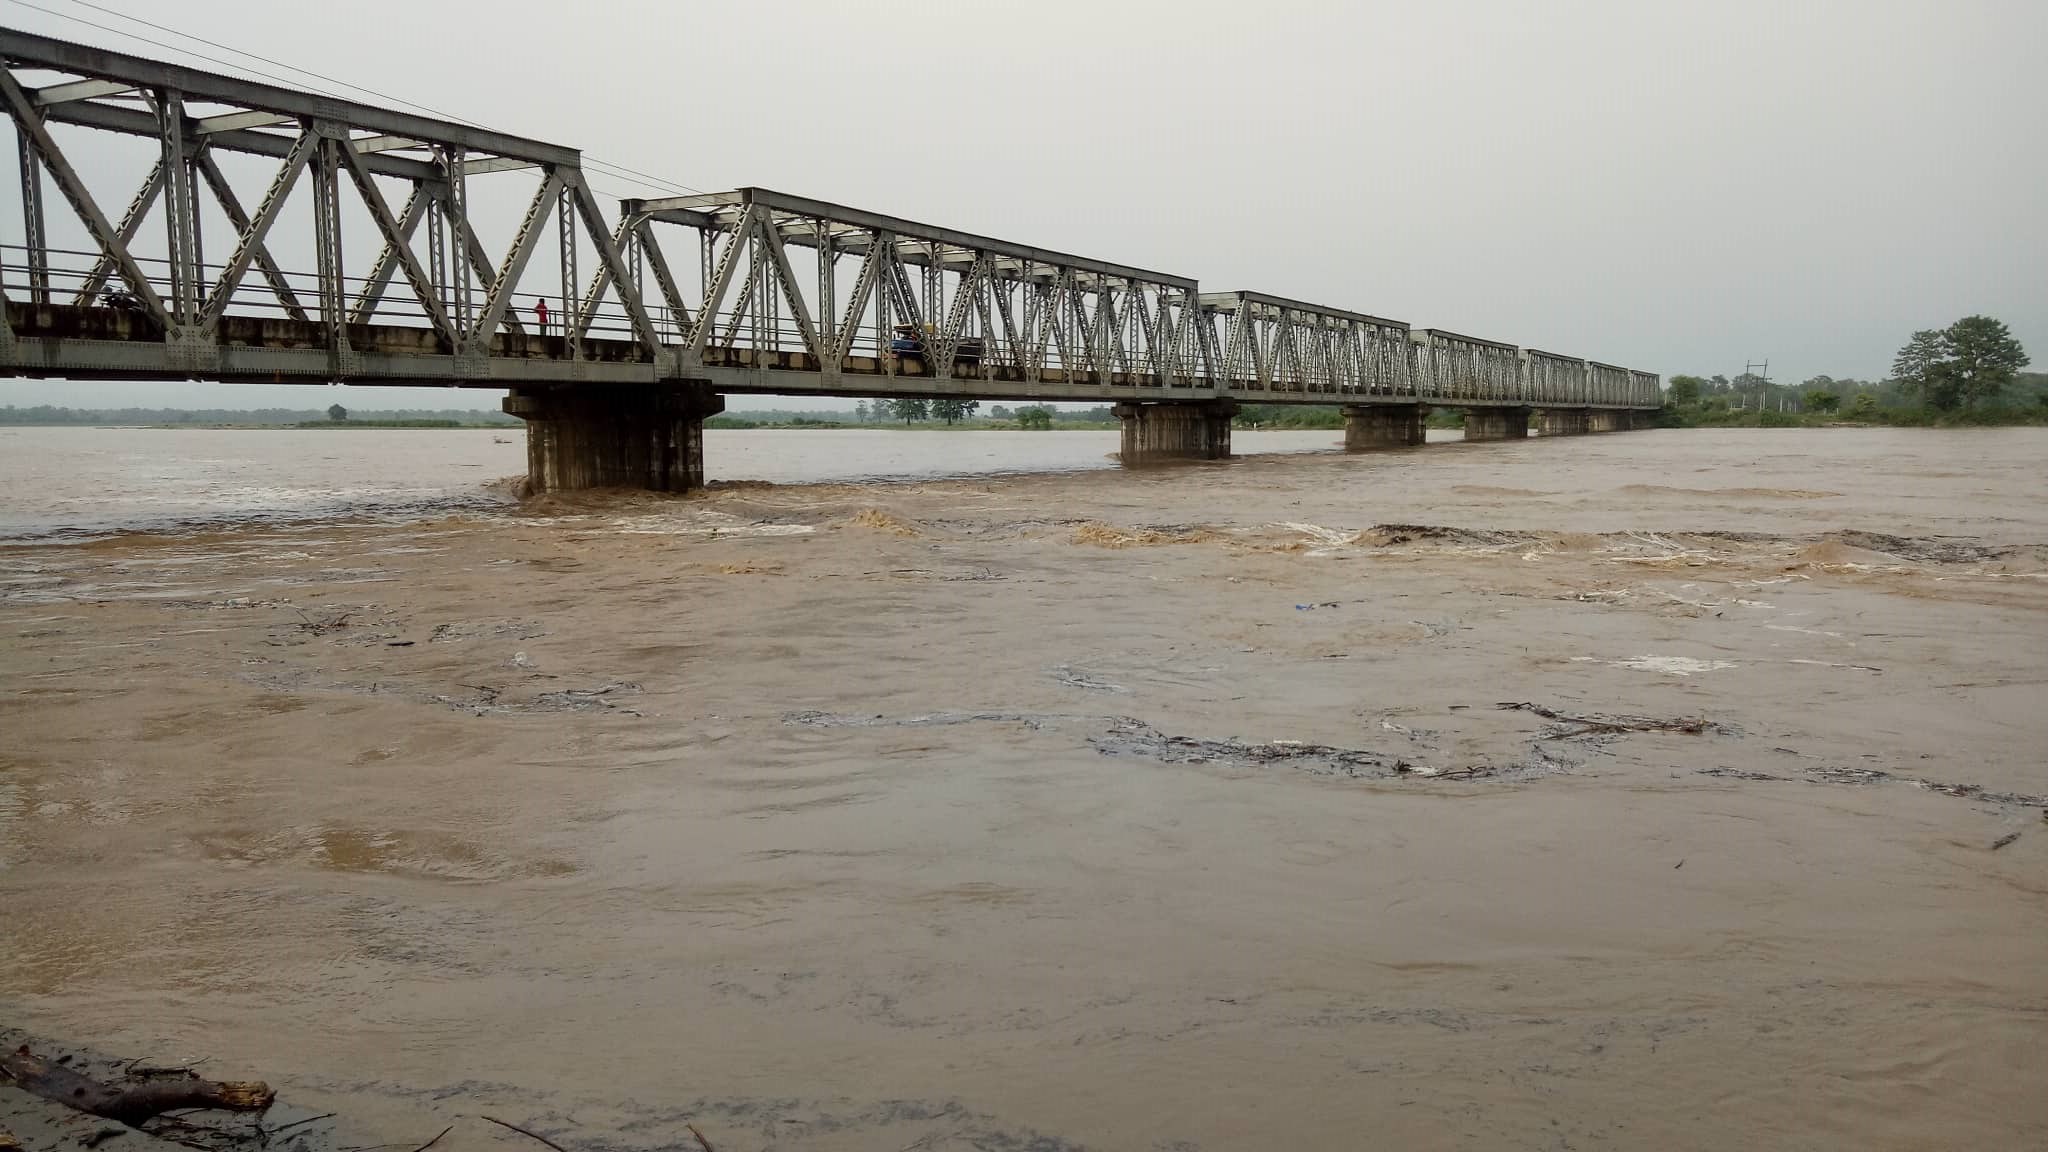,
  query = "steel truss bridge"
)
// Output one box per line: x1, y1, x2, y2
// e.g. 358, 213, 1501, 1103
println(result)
0, 27, 1659, 414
